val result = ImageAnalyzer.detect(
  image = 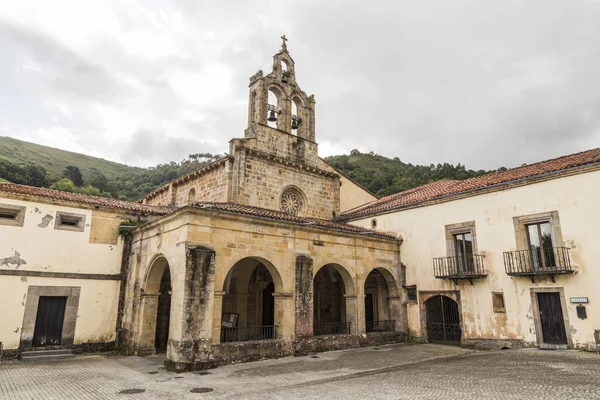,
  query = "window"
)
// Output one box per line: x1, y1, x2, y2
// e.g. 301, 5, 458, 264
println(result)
445, 221, 477, 272
492, 292, 505, 313
406, 286, 417, 302
54, 211, 86, 232
0, 203, 26, 227
526, 222, 556, 269
512, 211, 564, 270
188, 188, 196, 205
371, 218, 378, 229
454, 232, 474, 272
